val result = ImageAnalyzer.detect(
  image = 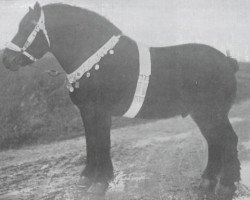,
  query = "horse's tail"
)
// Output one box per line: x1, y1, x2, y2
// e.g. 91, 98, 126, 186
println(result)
227, 56, 239, 73
222, 56, 239, 108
